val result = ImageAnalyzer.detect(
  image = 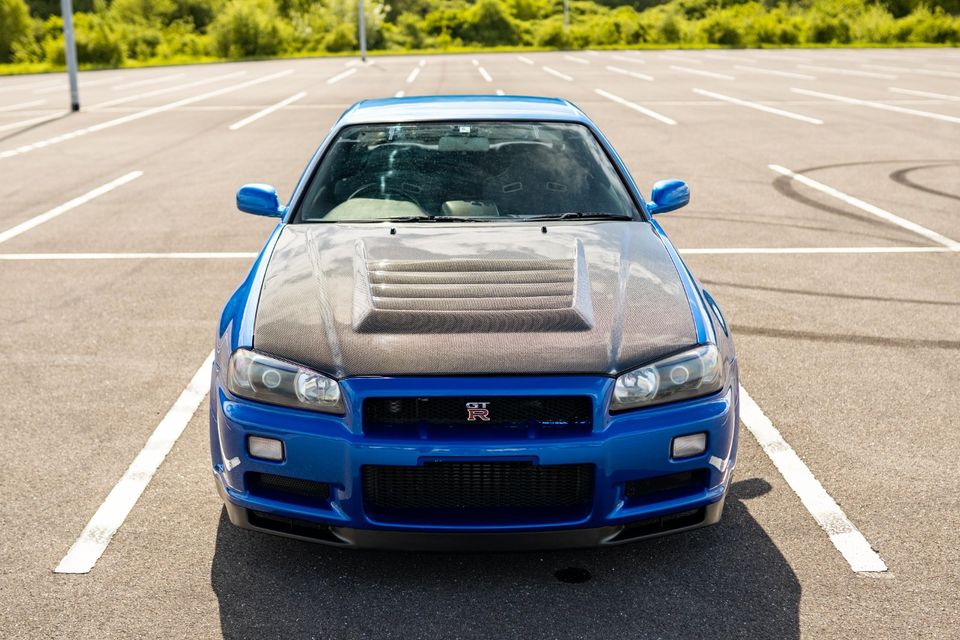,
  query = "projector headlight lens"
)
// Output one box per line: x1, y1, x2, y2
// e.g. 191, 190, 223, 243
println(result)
227, 349, 343, 414
612, 344, 723, 411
